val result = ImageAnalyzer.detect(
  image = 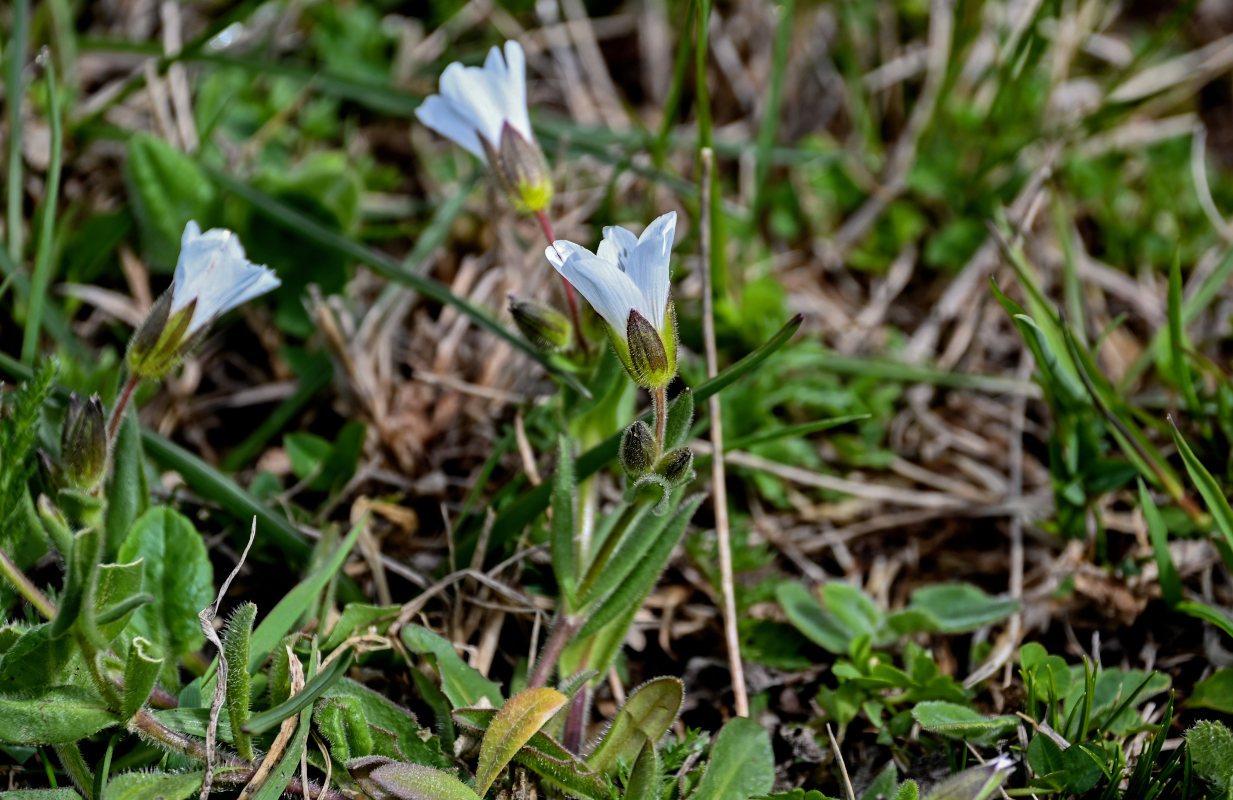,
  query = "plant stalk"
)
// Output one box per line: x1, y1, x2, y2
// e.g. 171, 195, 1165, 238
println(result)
107, 375, 140, 444
536, 210, 589, 358
653, 386, 668, 459
528, 614, 580, 688
0, 545, 56, 619
128, 710, 348, 800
